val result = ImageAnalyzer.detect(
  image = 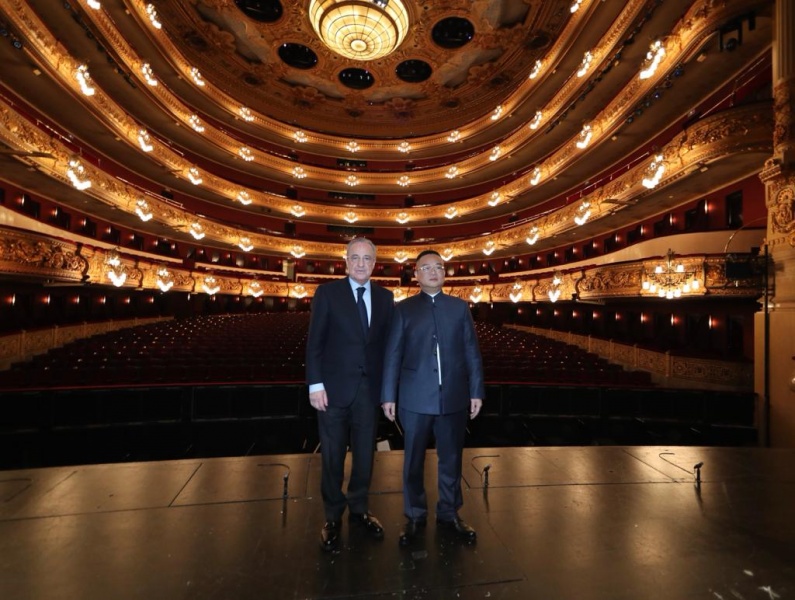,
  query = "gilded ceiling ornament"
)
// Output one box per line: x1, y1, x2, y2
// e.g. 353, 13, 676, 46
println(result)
293, 86, 326, 109
385, 97, 416, 120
